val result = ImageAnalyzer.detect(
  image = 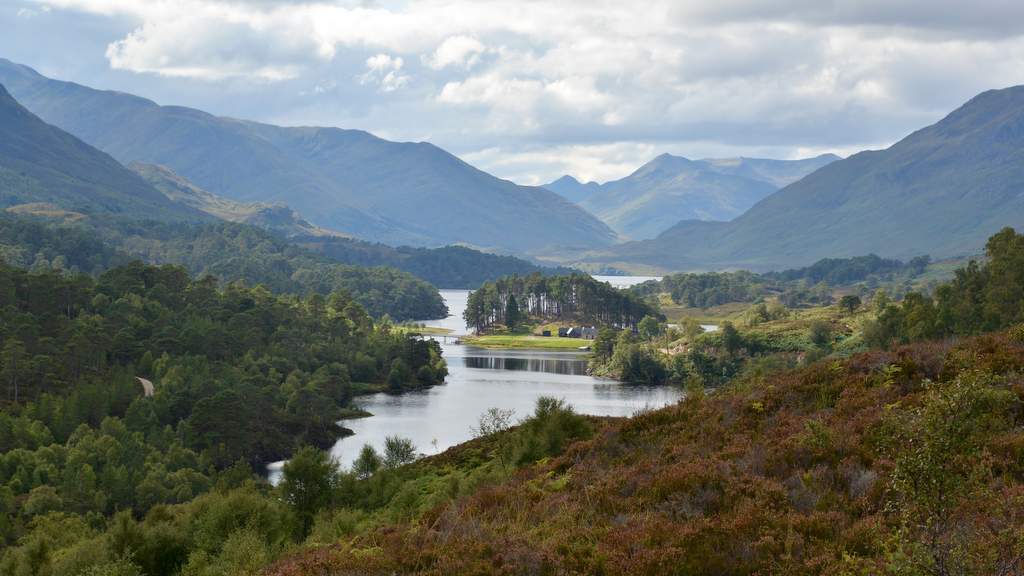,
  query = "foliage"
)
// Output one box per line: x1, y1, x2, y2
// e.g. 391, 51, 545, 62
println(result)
464, 273, 660, 333
0, 260, 446, 563
0, 213, 446, 321
300, 241, 575, 289
864, 227, 1024, 348
265, 330, 1024, 576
